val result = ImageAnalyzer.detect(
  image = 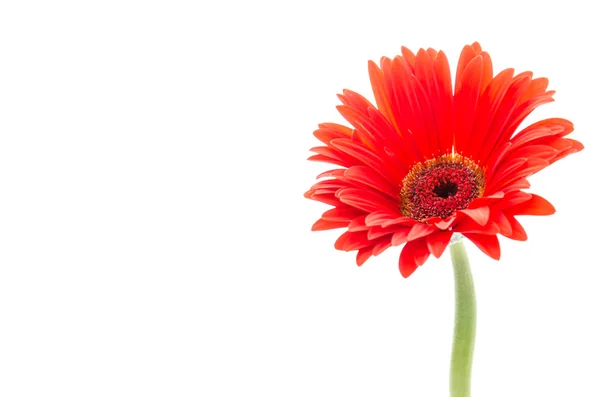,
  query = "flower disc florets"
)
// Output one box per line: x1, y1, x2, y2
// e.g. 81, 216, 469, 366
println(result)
400, 154, 485, 222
